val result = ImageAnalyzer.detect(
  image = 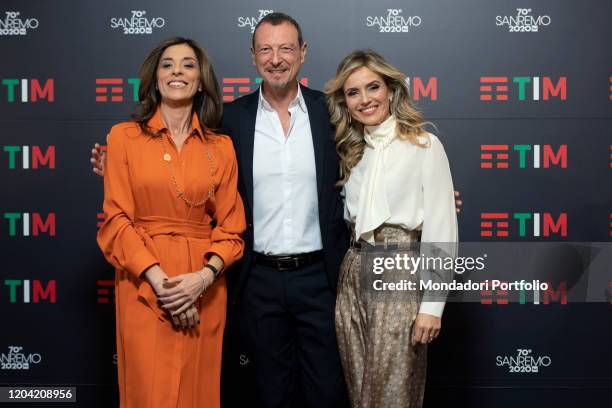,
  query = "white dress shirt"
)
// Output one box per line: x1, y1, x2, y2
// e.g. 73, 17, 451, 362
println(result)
252, 85, 323, 255
344, 115, 458, 316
